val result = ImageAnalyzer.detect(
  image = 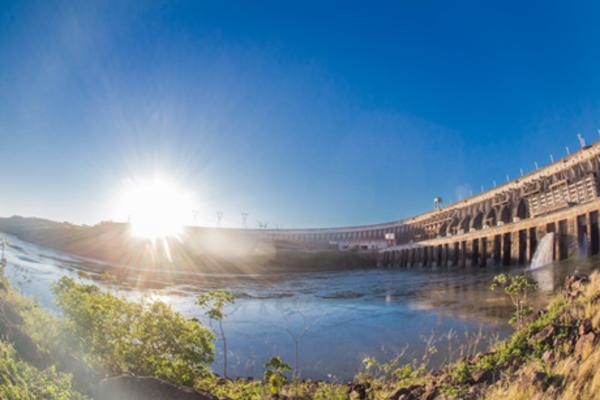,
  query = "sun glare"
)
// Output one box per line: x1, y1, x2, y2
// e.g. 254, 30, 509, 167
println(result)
121, 178, 193, 240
